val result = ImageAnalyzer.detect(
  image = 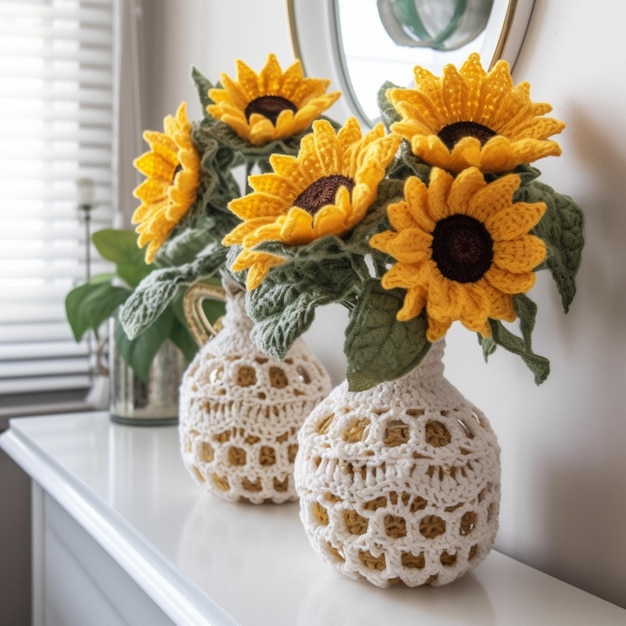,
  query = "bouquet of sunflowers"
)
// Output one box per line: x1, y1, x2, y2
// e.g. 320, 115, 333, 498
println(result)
120, 52, 583, 391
